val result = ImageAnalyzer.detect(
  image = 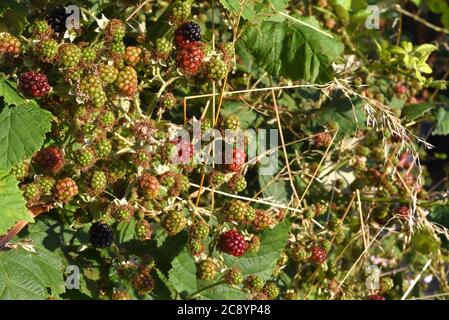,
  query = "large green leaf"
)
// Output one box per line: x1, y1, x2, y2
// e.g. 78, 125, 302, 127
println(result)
401, 102, 433, 121
308, 95, 366, 138
0, 245, 65, 299
0, 102, 53, 171
0, 78, 26, 106
0, 0, 27, 34
432, 105, 449, 136
168, 220, 291, 299
0, 171, 32, 235
240, 16, 344, 82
